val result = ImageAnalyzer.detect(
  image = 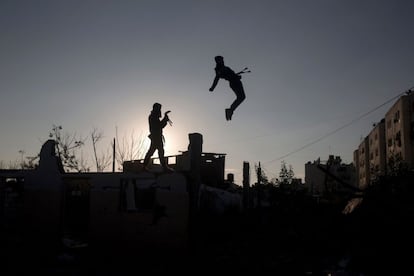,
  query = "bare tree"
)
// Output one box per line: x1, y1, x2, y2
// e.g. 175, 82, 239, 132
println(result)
0, 160, 18, 169
16, 150, 37, 169
279, 160, 295, 184
288, 164, 295, 181
254, 162, 269, 185
91, 128, 112, 172
49, 125, 89, 172
18, 150, 25, 169
8, 125, 146, 173
115, 127, 148, 171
